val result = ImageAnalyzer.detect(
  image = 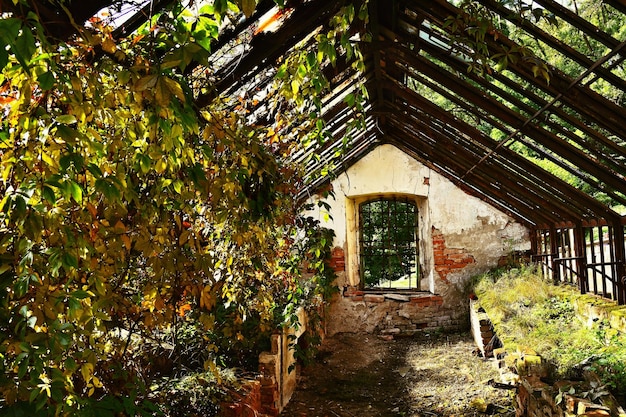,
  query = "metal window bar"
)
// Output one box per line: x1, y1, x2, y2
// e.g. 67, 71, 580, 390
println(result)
359, 198, 419, 290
